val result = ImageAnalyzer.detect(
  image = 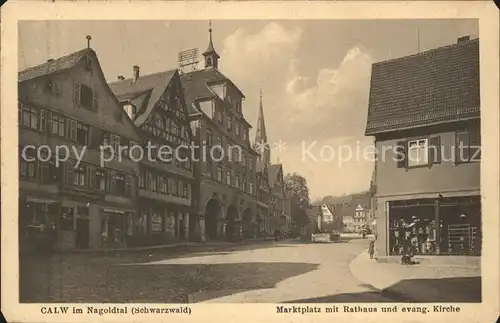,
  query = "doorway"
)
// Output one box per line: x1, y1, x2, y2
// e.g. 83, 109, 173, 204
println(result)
76, 218, 90, 249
